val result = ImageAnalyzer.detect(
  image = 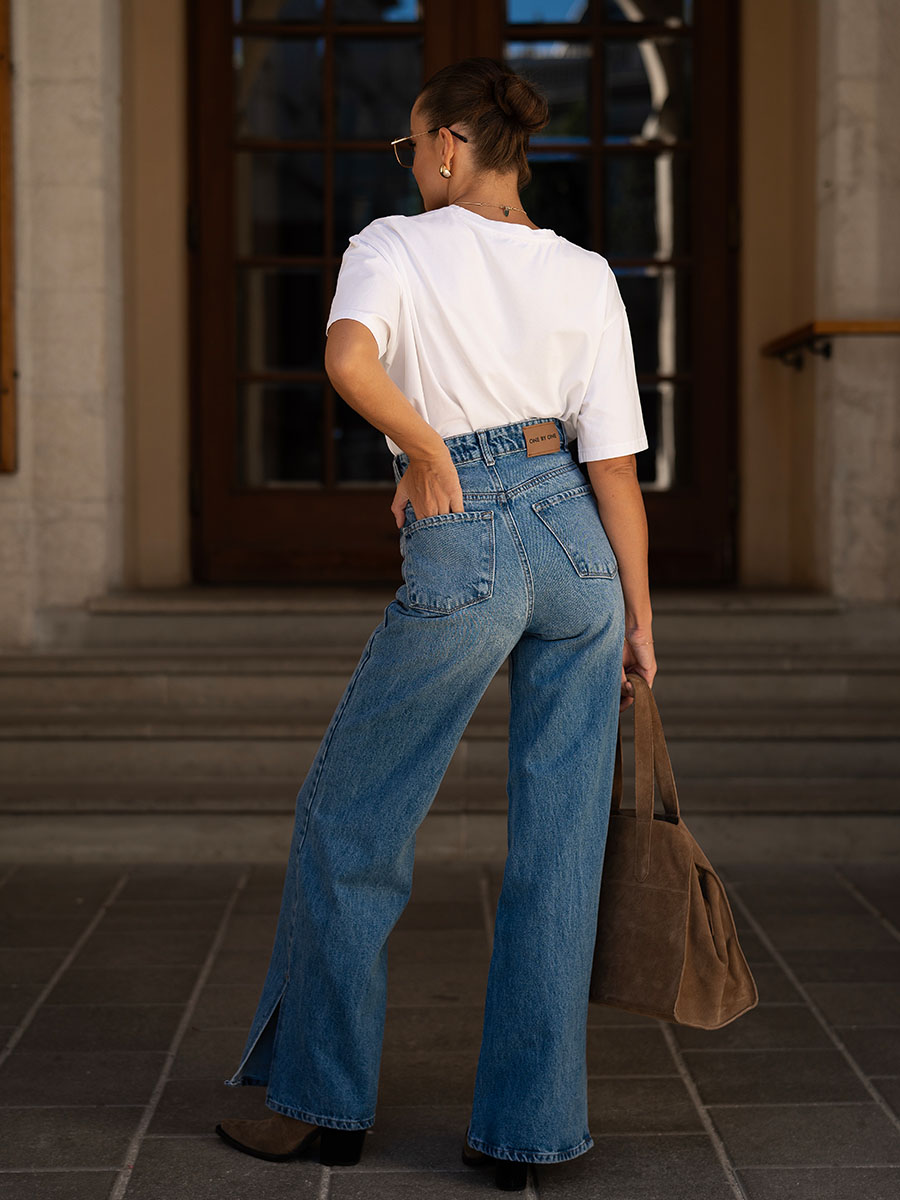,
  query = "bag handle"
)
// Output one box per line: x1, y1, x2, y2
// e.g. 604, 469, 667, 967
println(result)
610, 673, 682, 880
